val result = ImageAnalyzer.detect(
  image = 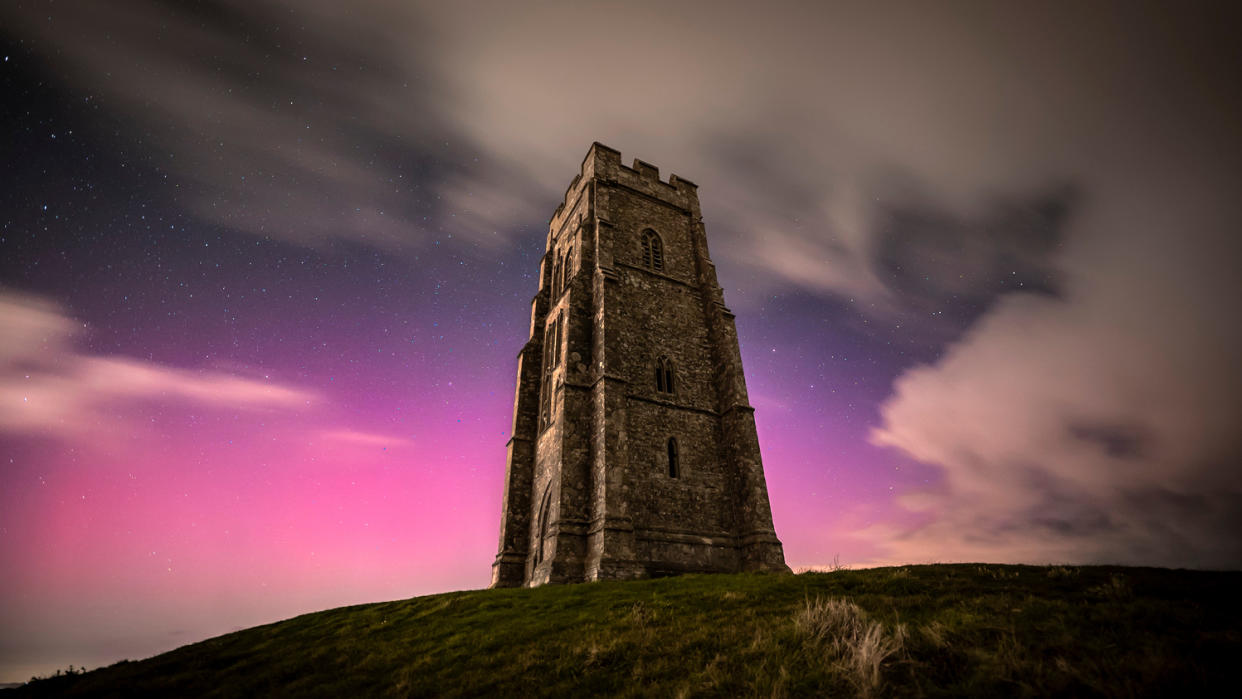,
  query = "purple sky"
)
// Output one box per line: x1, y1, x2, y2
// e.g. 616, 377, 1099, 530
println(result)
3, 0, 1241, 682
